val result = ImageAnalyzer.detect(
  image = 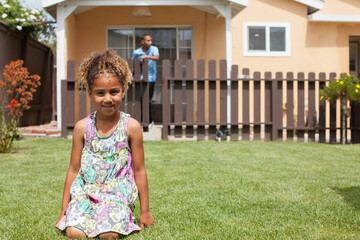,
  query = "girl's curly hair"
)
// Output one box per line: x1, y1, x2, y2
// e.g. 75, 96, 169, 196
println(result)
78, 49, 132, 91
